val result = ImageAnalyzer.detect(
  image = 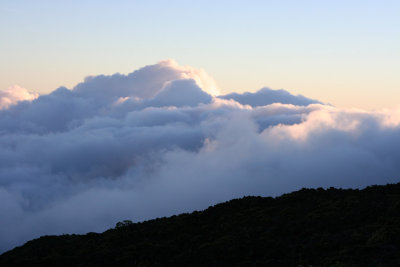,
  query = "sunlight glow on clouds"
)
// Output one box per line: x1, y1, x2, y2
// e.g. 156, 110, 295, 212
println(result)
160, 59, 220, 96
0, 85, 39, 110
0, 60, 399, 253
